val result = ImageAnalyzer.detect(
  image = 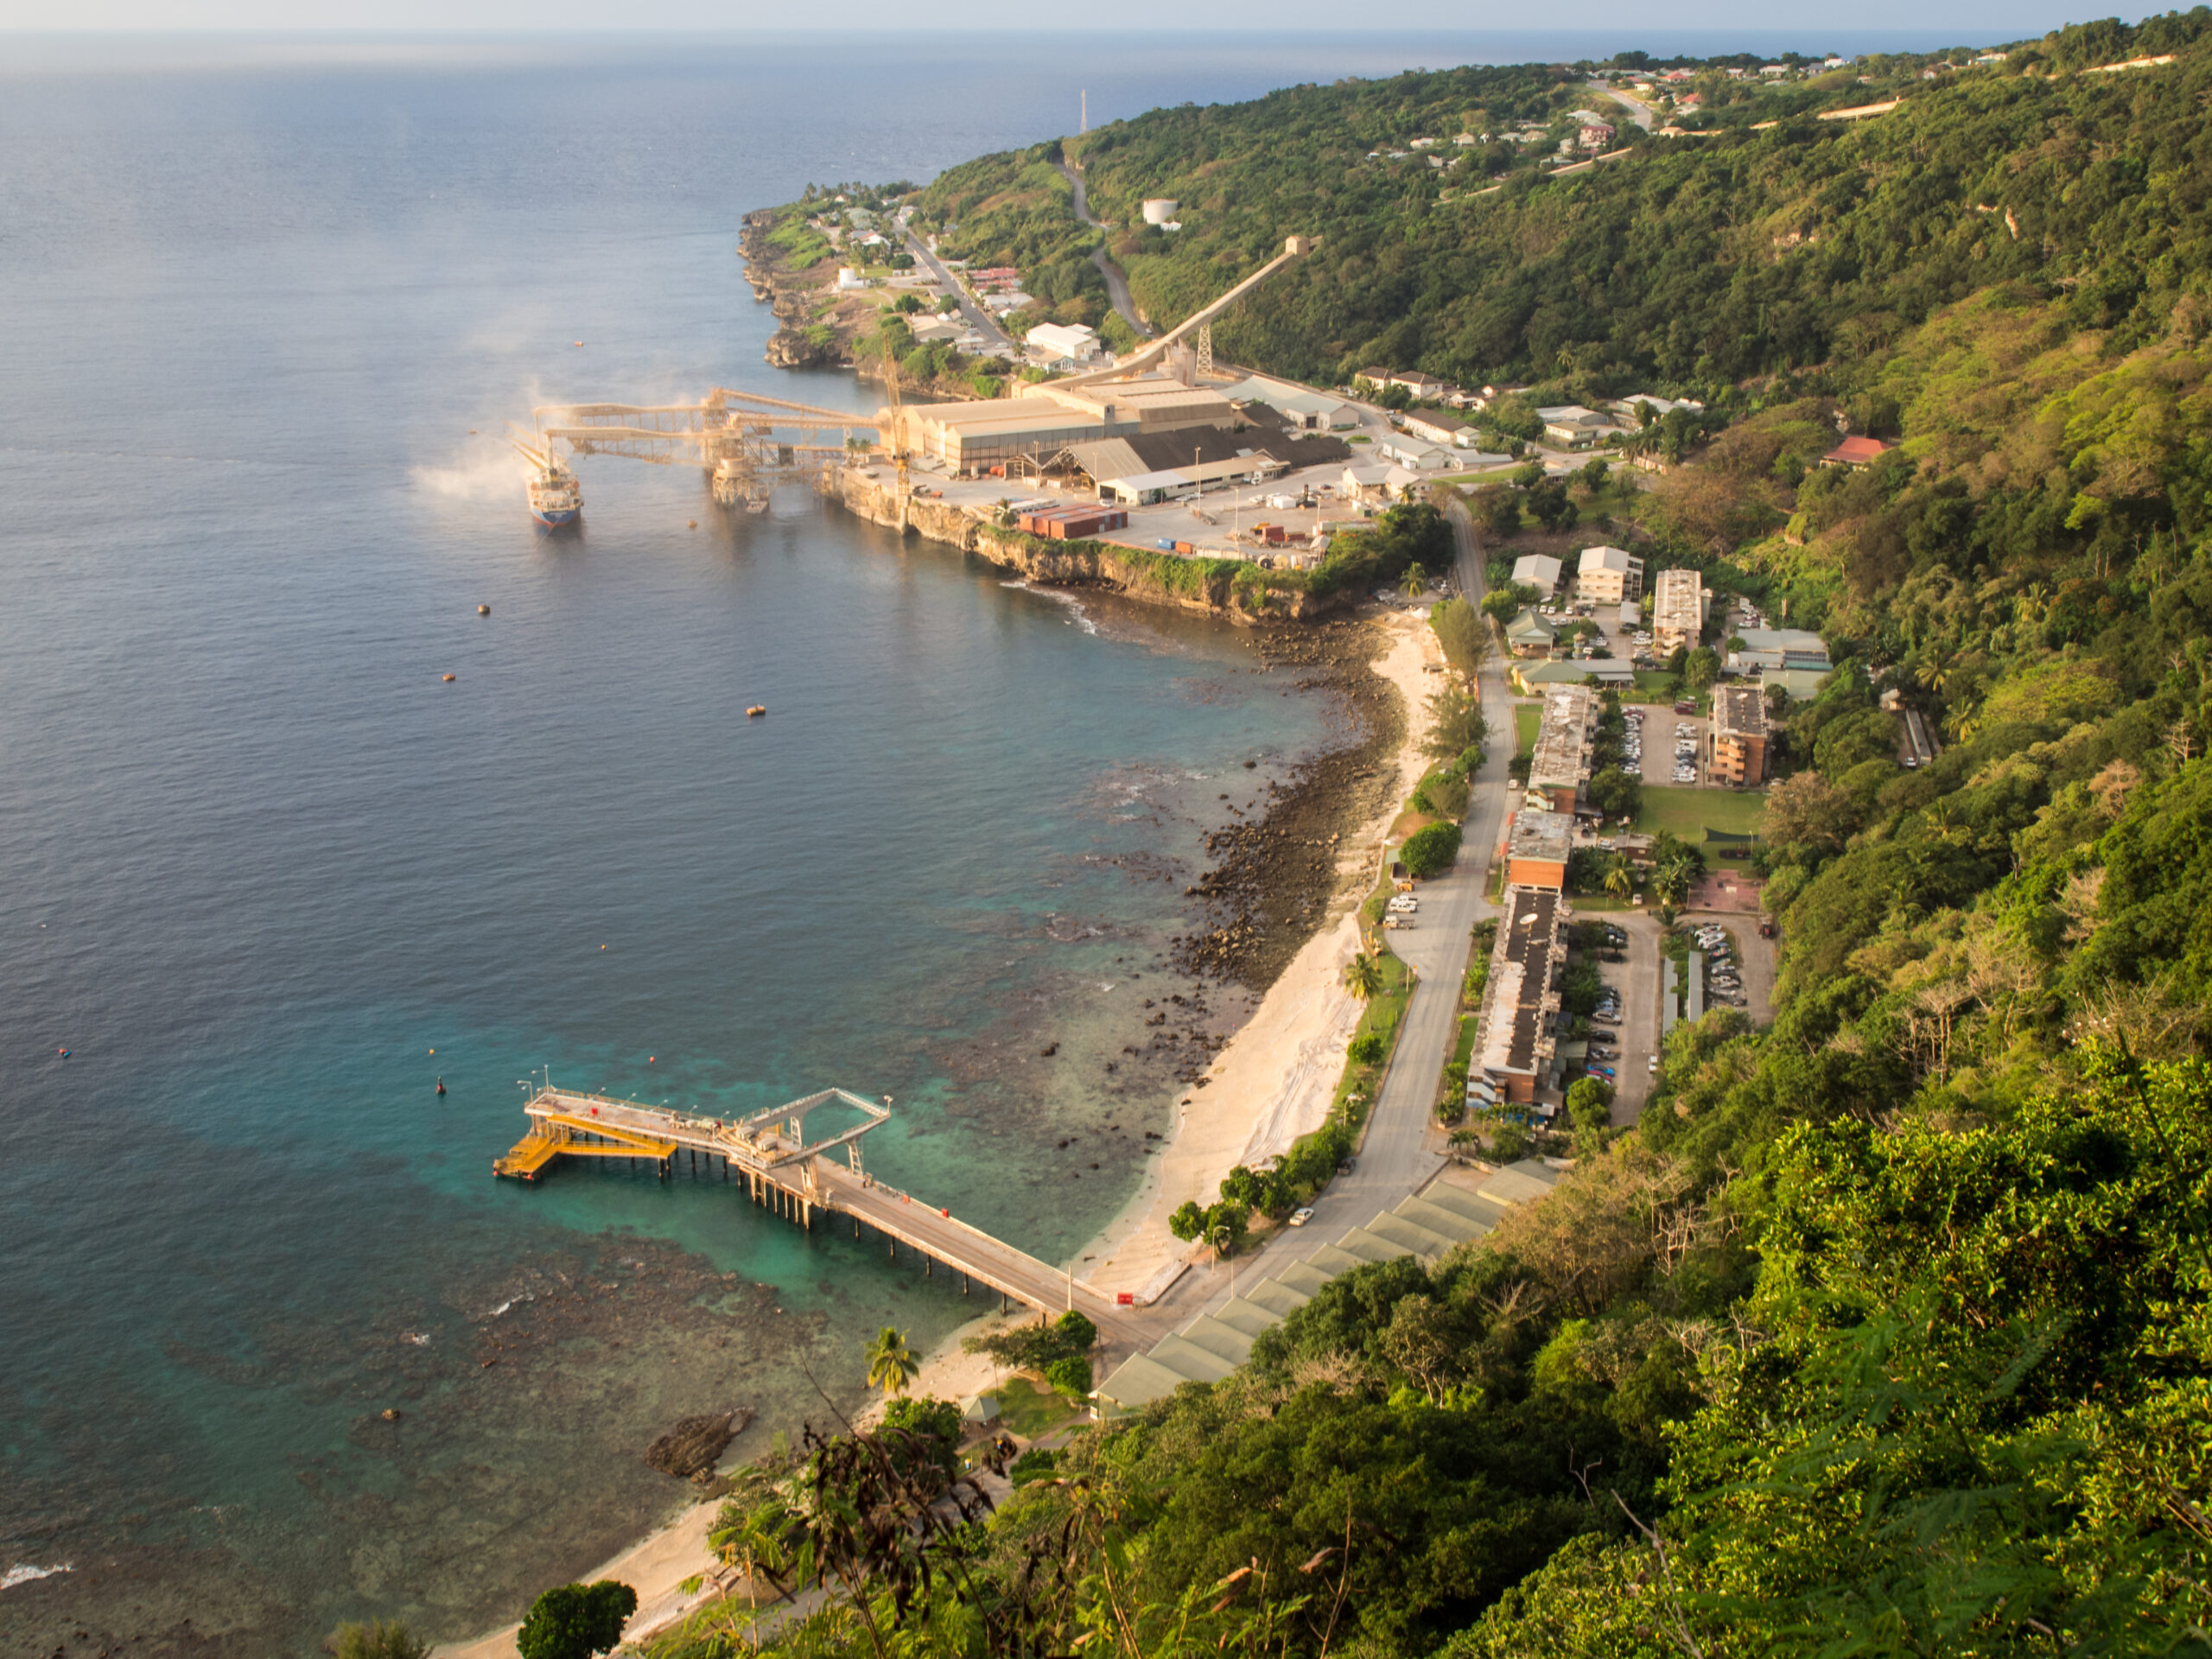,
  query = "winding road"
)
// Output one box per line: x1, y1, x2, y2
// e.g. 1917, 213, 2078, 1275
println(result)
1056, 162, 1153, 343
